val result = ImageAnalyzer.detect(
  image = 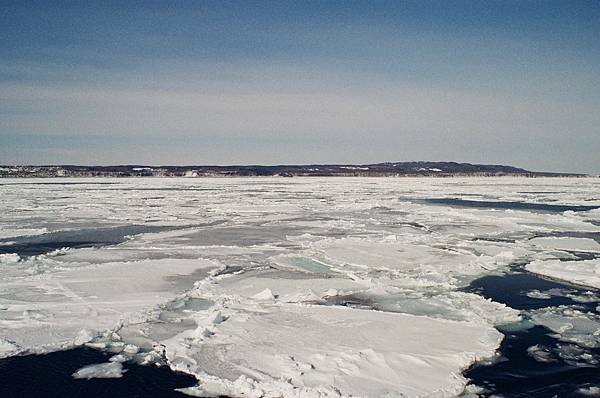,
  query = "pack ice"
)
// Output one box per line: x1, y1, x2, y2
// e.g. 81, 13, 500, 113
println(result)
1, 176, 599, 397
